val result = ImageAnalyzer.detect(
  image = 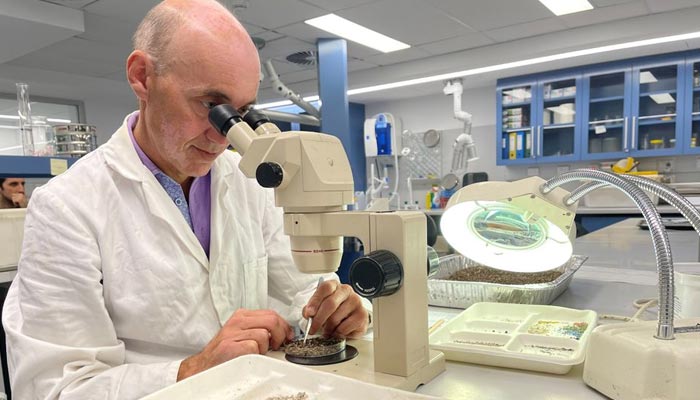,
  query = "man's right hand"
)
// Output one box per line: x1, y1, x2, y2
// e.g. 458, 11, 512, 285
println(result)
11, 193, 27, 207
177, 308, 294, 381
